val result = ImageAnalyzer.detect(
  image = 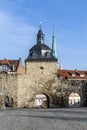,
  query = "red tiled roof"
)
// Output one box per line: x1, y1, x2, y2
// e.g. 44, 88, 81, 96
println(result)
0, 59, 10, 65
57, 69, 87, 79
